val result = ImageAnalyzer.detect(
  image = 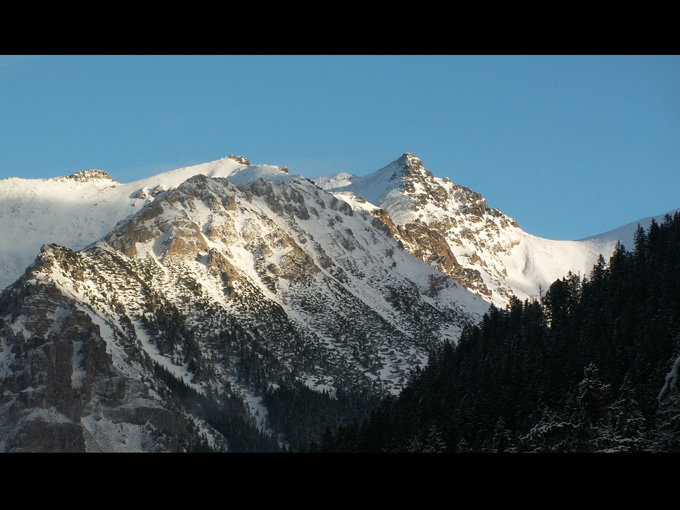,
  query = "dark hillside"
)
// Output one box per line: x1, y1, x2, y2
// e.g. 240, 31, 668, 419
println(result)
319, 212, 680, 453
